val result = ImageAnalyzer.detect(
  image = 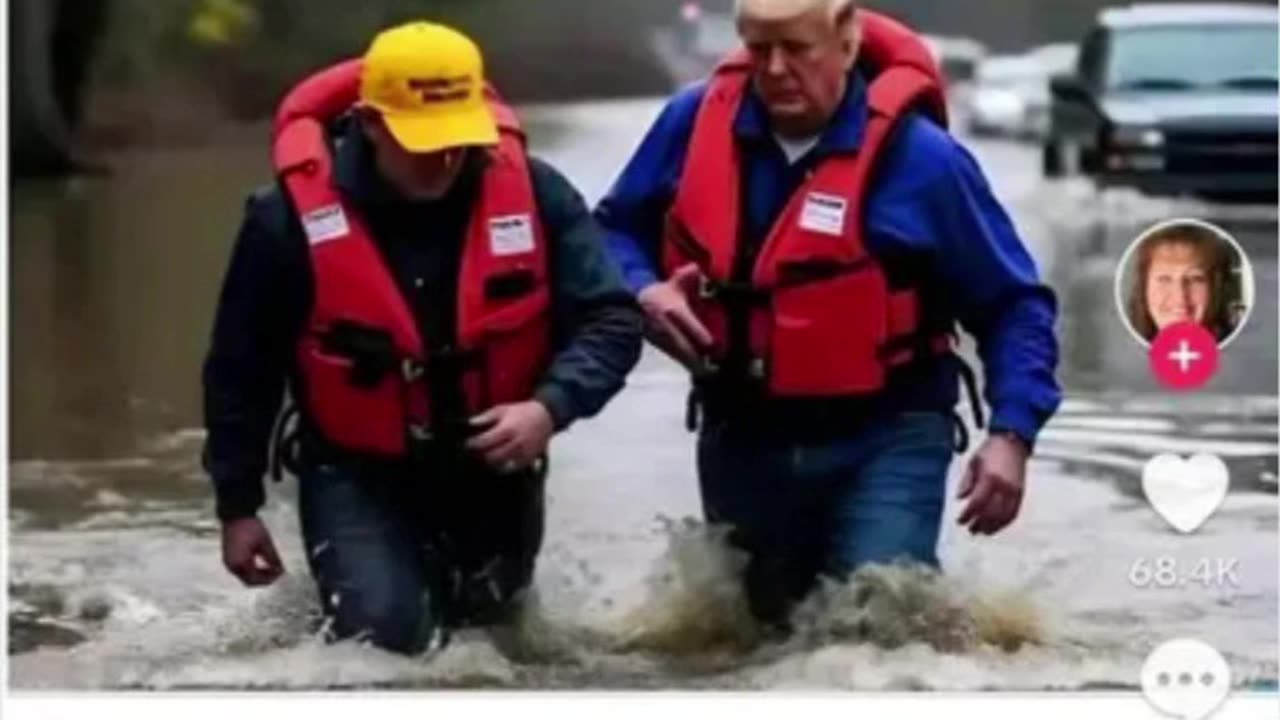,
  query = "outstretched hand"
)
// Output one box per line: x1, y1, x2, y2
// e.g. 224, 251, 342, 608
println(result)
637, 264, 714, 372
957, 433, 1030, 536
